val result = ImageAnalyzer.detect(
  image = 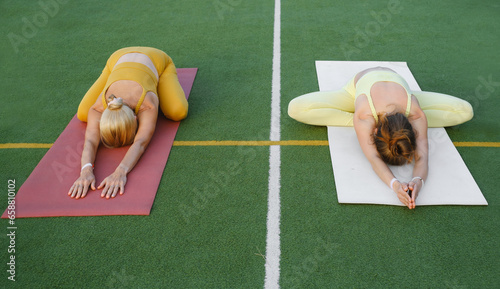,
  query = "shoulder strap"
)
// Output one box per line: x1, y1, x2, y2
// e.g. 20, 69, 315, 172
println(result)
102, 88, 109, 109
366, 93, 379, 123
404, 93, 412, 117
135, 89, 147, 114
